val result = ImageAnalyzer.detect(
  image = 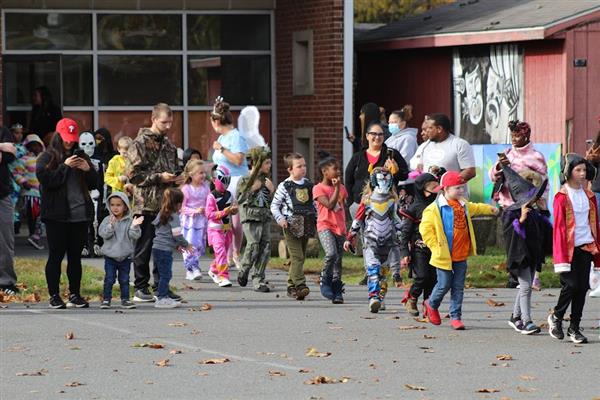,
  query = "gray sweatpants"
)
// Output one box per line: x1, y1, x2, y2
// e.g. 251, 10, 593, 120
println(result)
0, 196, 17, 287
513, 267, 535, 323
